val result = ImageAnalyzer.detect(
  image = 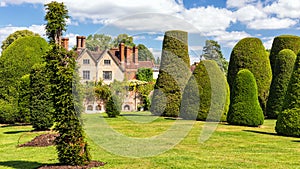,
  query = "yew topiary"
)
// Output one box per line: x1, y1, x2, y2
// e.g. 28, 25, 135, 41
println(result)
269, 35, 300, 75
266, 49, 296, 119
181, 60, 229, 121
227, 37, 272, 114
227, 69, 264, 126
151, 30, 191, 117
